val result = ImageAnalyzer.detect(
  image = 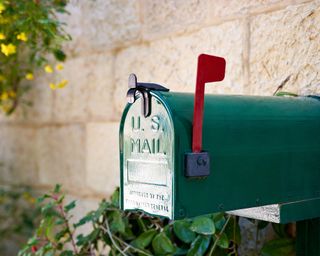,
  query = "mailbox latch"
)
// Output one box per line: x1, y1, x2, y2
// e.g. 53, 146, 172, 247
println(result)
185, 54, 226, 178
126, 74, 169, 117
